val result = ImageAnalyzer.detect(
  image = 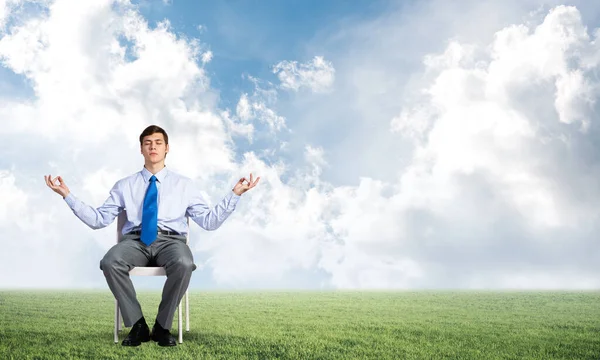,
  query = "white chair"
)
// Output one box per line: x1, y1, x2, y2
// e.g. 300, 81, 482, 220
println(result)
113, 210, 191, 344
